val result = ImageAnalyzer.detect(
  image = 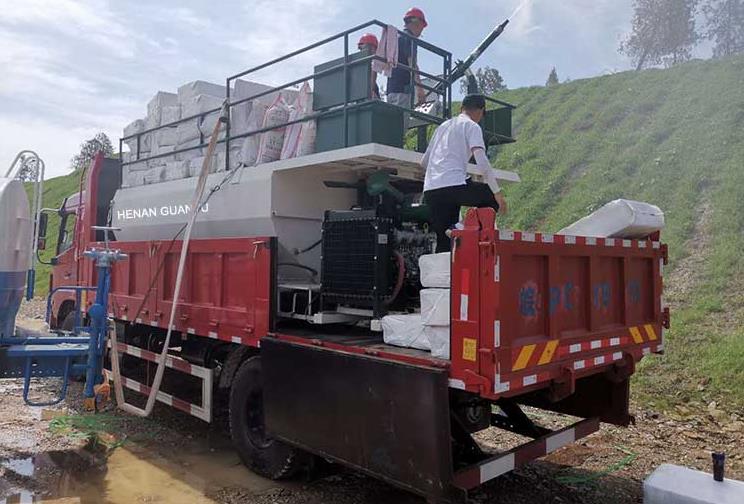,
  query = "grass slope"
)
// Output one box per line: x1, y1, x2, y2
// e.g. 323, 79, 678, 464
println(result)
493, 55, 744, 409
25, 171, 81, 295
